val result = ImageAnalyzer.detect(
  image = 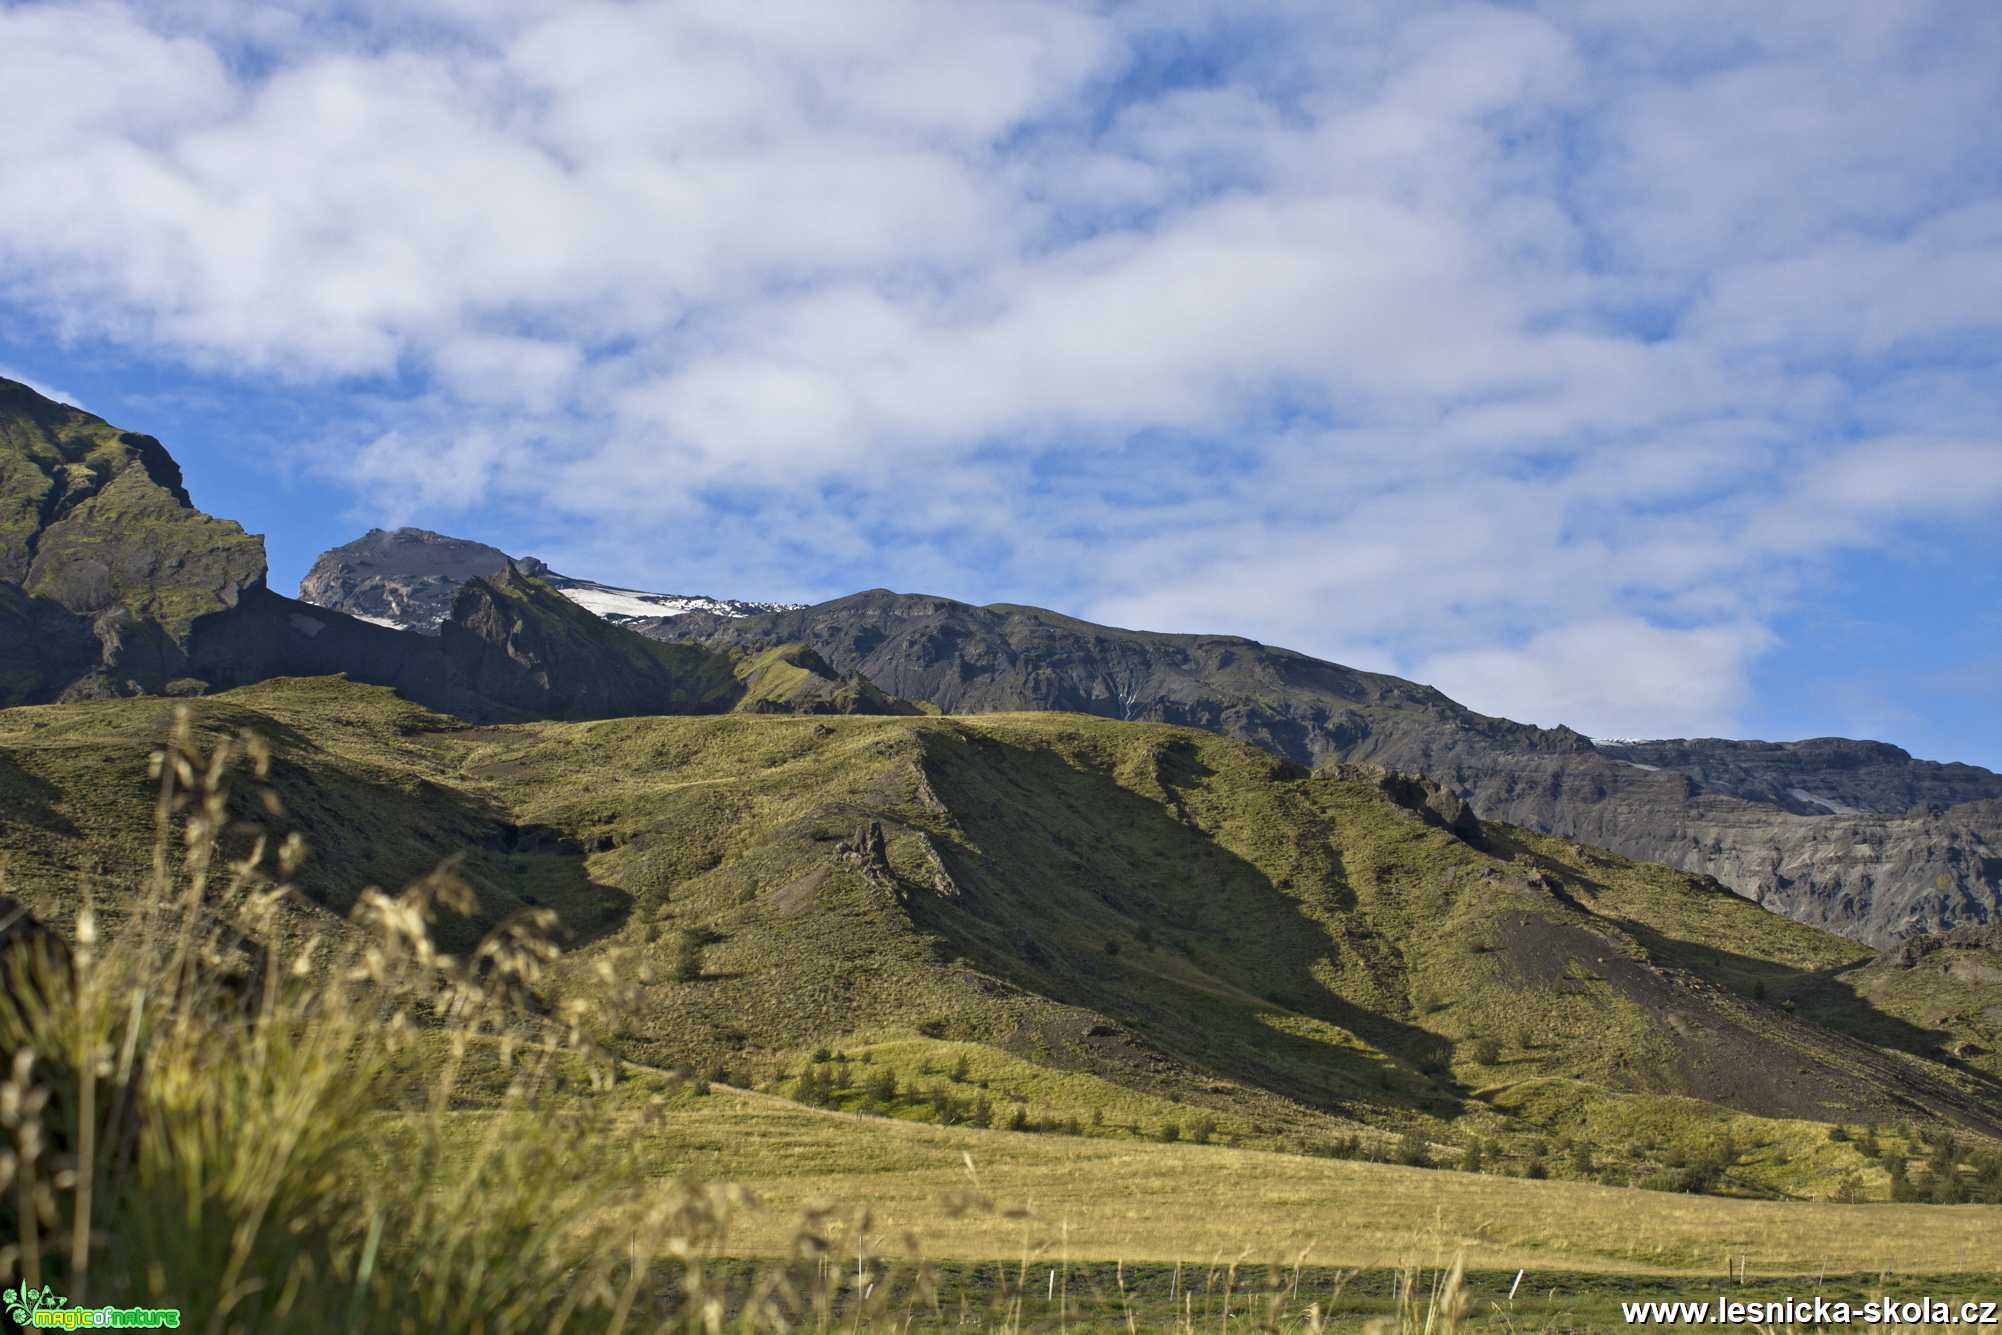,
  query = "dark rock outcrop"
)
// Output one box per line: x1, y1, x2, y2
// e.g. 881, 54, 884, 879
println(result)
1892, 920, 2002, 969
1332, 765, 1486, 848
436, 563, 742, 720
